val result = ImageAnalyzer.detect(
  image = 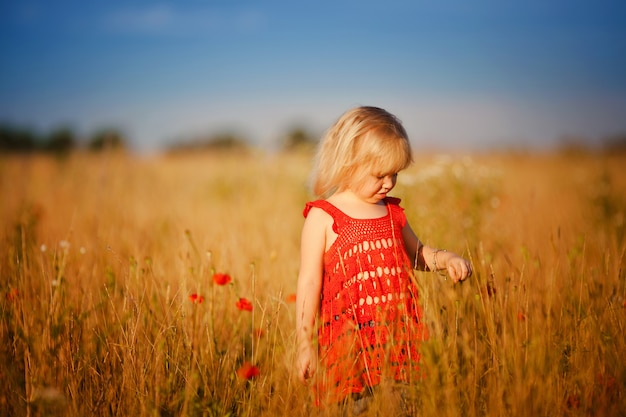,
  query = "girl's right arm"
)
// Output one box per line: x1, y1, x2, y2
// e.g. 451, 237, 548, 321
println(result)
295, 207, 327, 383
